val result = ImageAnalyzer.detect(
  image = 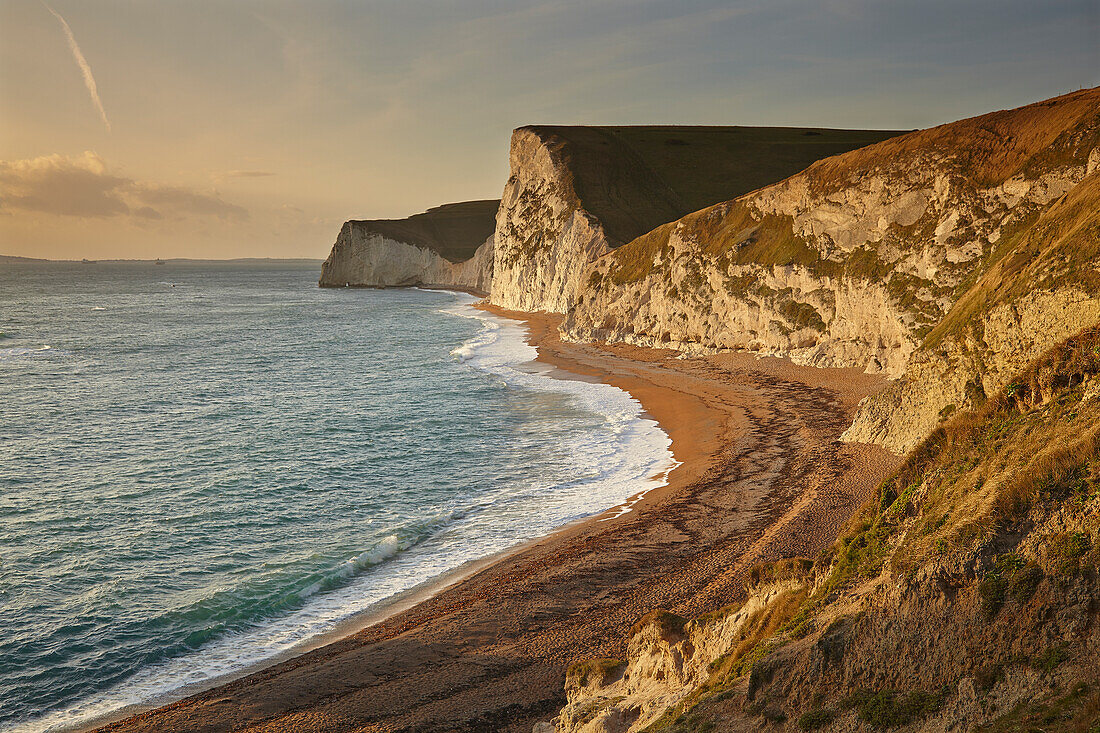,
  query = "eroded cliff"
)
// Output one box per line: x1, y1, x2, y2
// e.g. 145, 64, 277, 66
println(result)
553, 328, 1100, 733
319, 200, 497, 292
561, 88, 1100, 452
490, 125, 903, 313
